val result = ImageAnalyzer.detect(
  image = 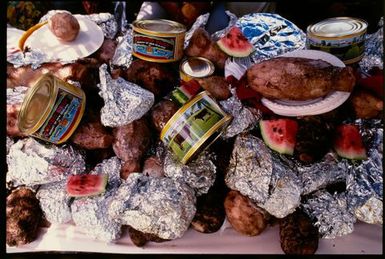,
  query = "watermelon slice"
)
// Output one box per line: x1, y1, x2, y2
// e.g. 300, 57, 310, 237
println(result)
260, 119, 298, 155
217, 26, 253, 57
334, 124, 367, 160
66, 174, 108, 197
